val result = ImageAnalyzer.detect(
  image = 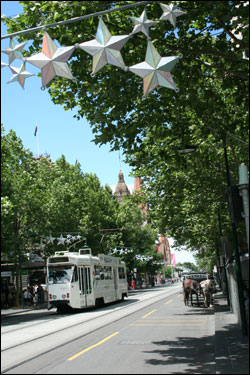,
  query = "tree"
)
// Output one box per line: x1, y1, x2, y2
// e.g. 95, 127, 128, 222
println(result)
2, 1, 248, 263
